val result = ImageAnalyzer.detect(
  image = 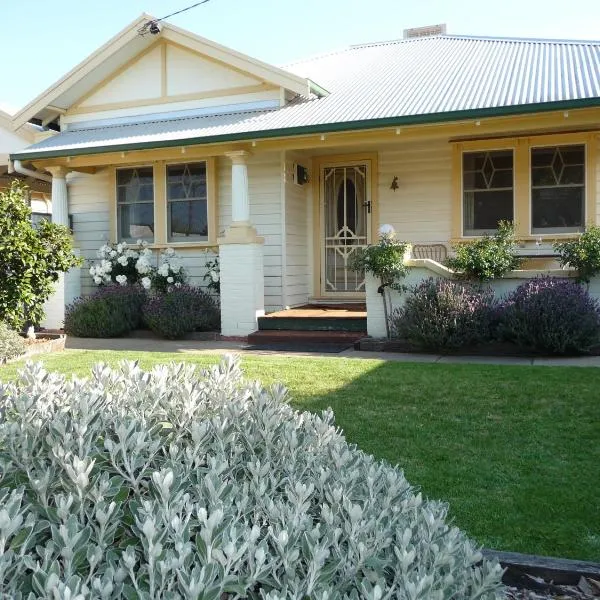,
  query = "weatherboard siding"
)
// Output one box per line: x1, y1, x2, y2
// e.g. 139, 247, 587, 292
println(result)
68, 170, 111, 297
284, 154, 310, 307
67, 169, 216, 297
377, 140, 453, 245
